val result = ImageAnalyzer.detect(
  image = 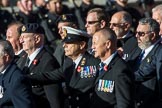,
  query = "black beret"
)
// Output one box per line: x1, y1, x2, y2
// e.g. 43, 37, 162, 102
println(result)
57, 14, 77, 24
62, 26, 90, 43
19, 23, 45, 34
